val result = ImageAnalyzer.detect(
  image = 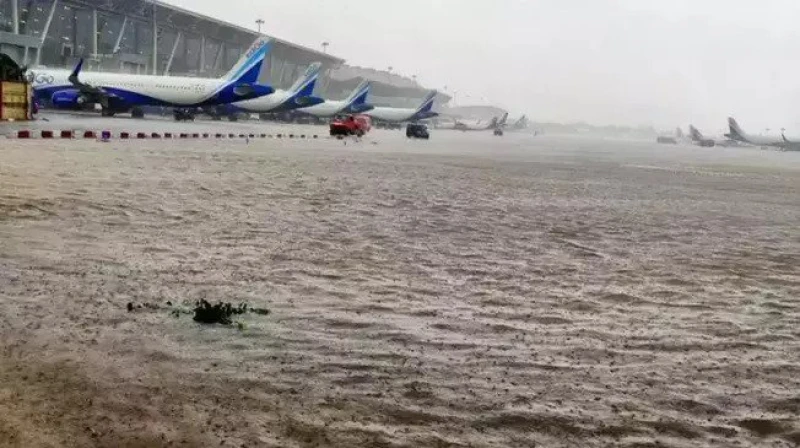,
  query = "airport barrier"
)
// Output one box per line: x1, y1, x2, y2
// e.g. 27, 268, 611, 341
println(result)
6, 130, 325, 140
